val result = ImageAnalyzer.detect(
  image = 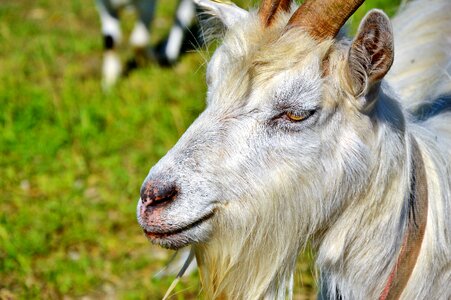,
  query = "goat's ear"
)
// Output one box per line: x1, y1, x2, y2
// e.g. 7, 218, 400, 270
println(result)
194, 0, 248, 29
347, 10, 394, 98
